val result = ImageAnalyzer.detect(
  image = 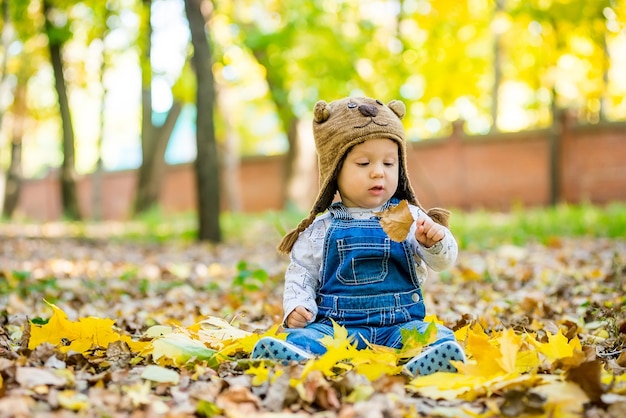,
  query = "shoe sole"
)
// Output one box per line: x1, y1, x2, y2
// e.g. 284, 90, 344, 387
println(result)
251, 337, 312, 363
403, 341, 465, 376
